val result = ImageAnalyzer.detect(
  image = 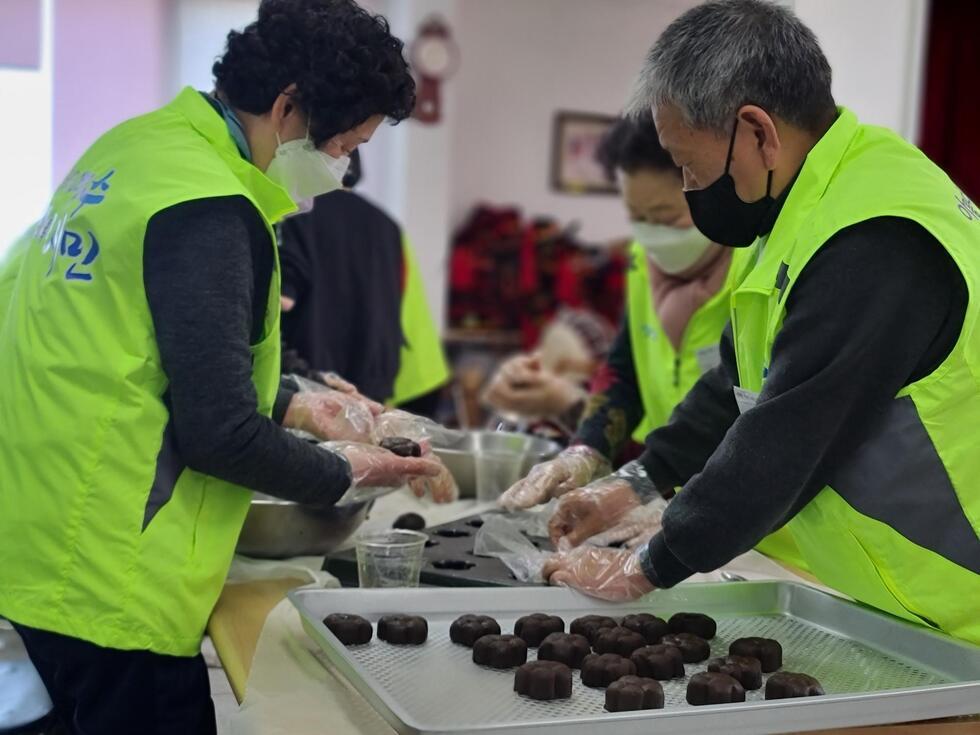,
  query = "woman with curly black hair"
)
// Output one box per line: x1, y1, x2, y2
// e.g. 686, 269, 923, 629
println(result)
1, 2, 438, 734
212, 0, 416, 192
